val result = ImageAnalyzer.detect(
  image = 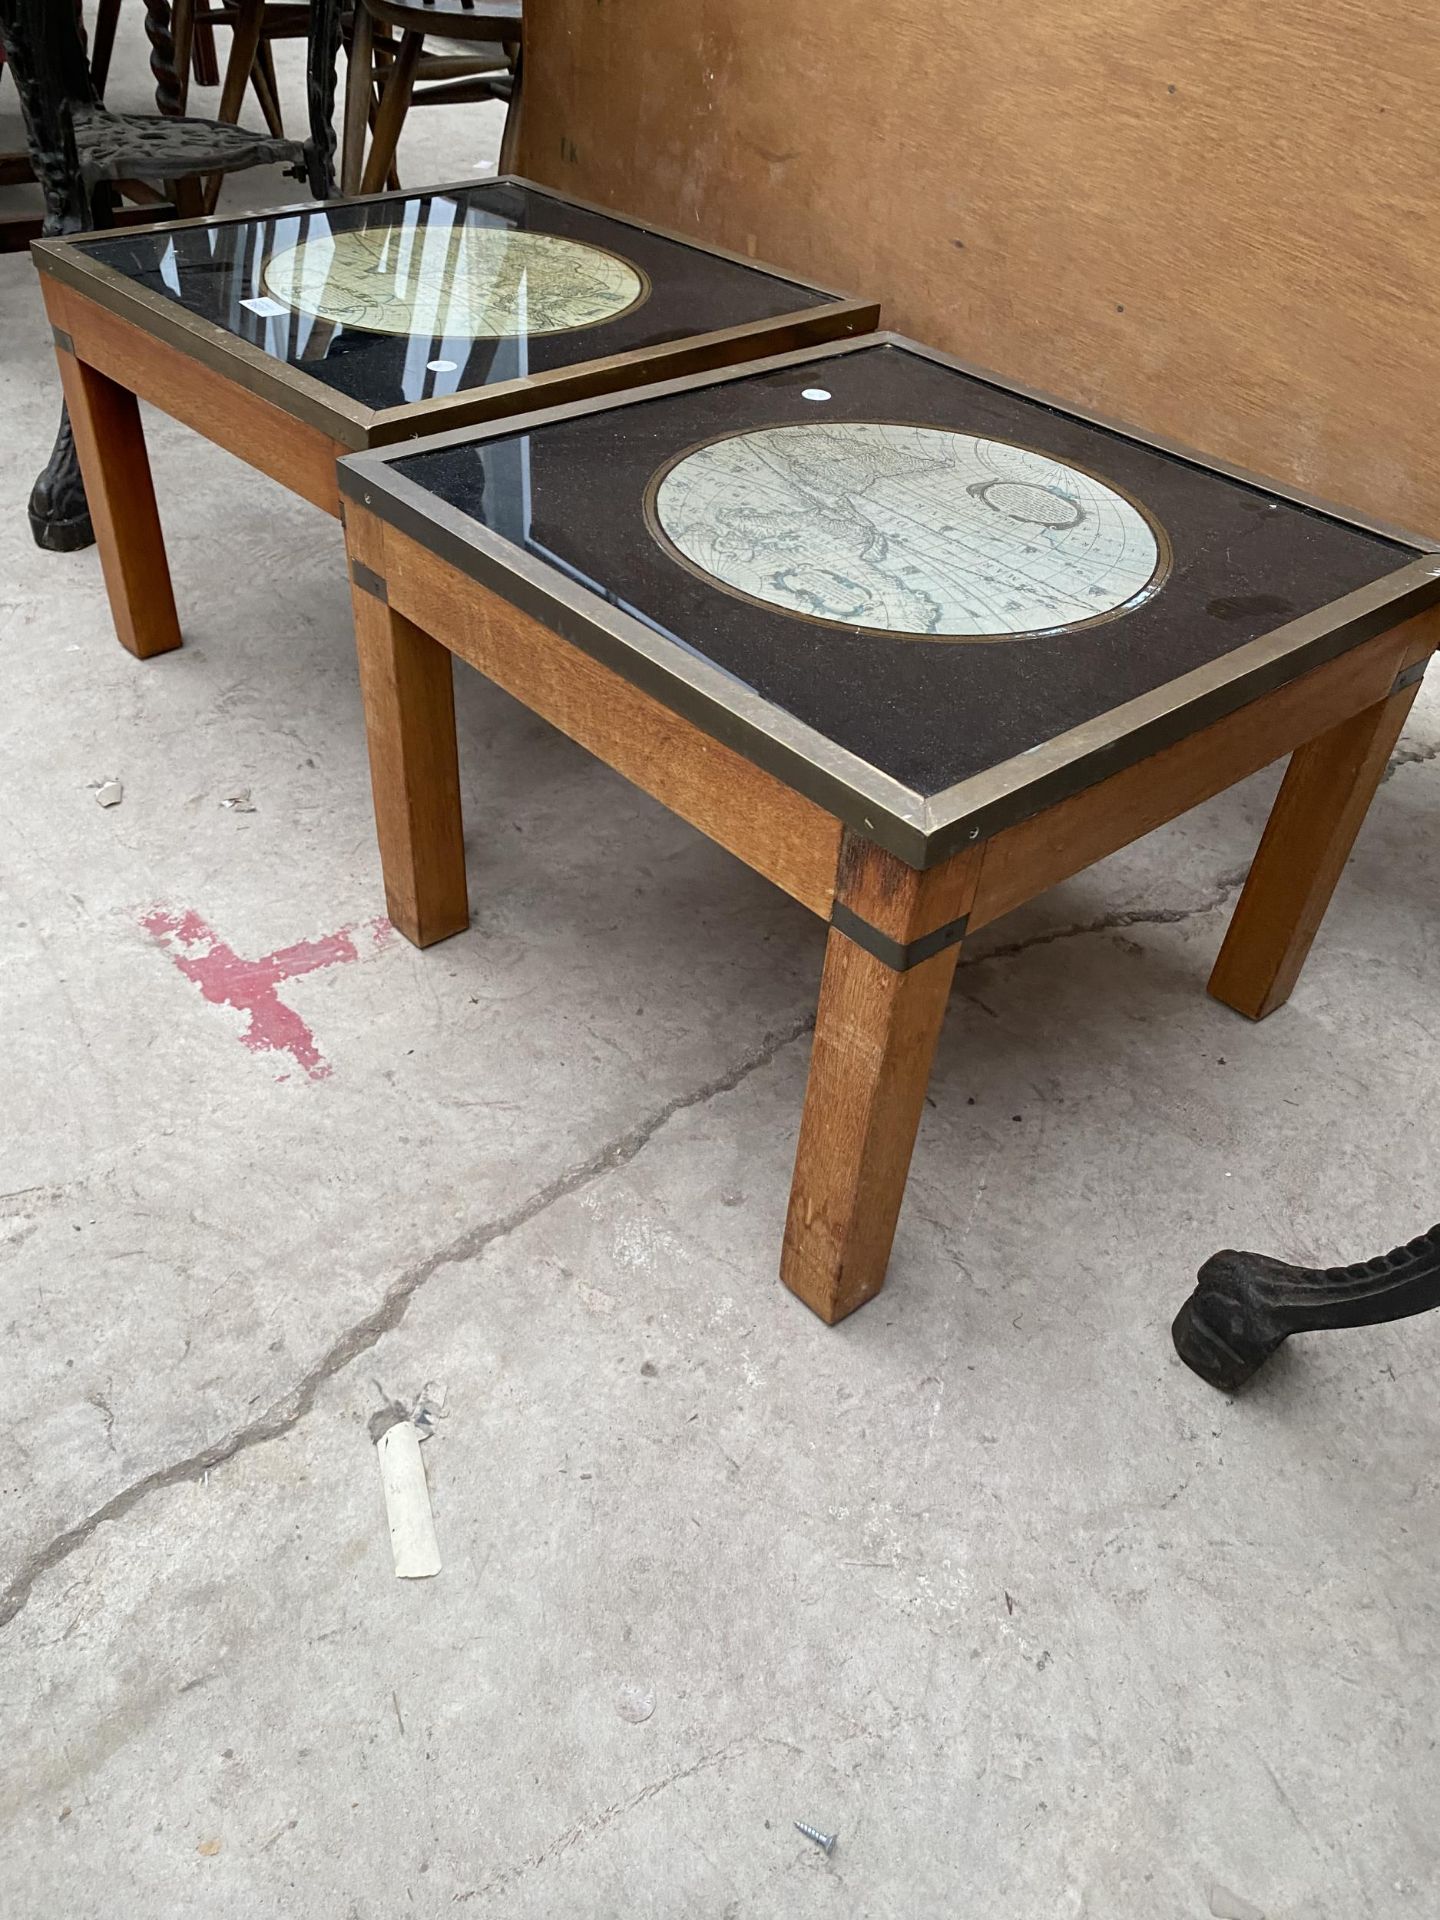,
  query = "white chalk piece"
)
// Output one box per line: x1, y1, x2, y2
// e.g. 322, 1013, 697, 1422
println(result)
240, 295, 290, 318
376, 1422, 441, 1578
